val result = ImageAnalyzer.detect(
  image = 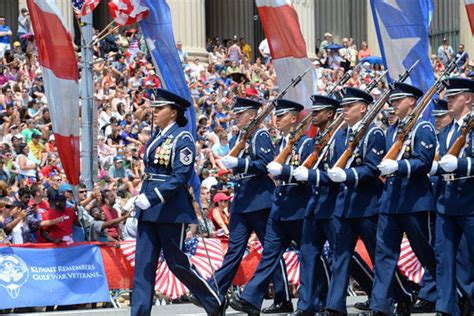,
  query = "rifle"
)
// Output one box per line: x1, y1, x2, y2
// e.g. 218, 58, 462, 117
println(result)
274, 66, 381, 165
383, 54, 464, 161
447, 113, 473, 157
228, 67, 312, 157
327, 63, 361, 96
300, 71, 389, 169
333, 60, 420, 169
